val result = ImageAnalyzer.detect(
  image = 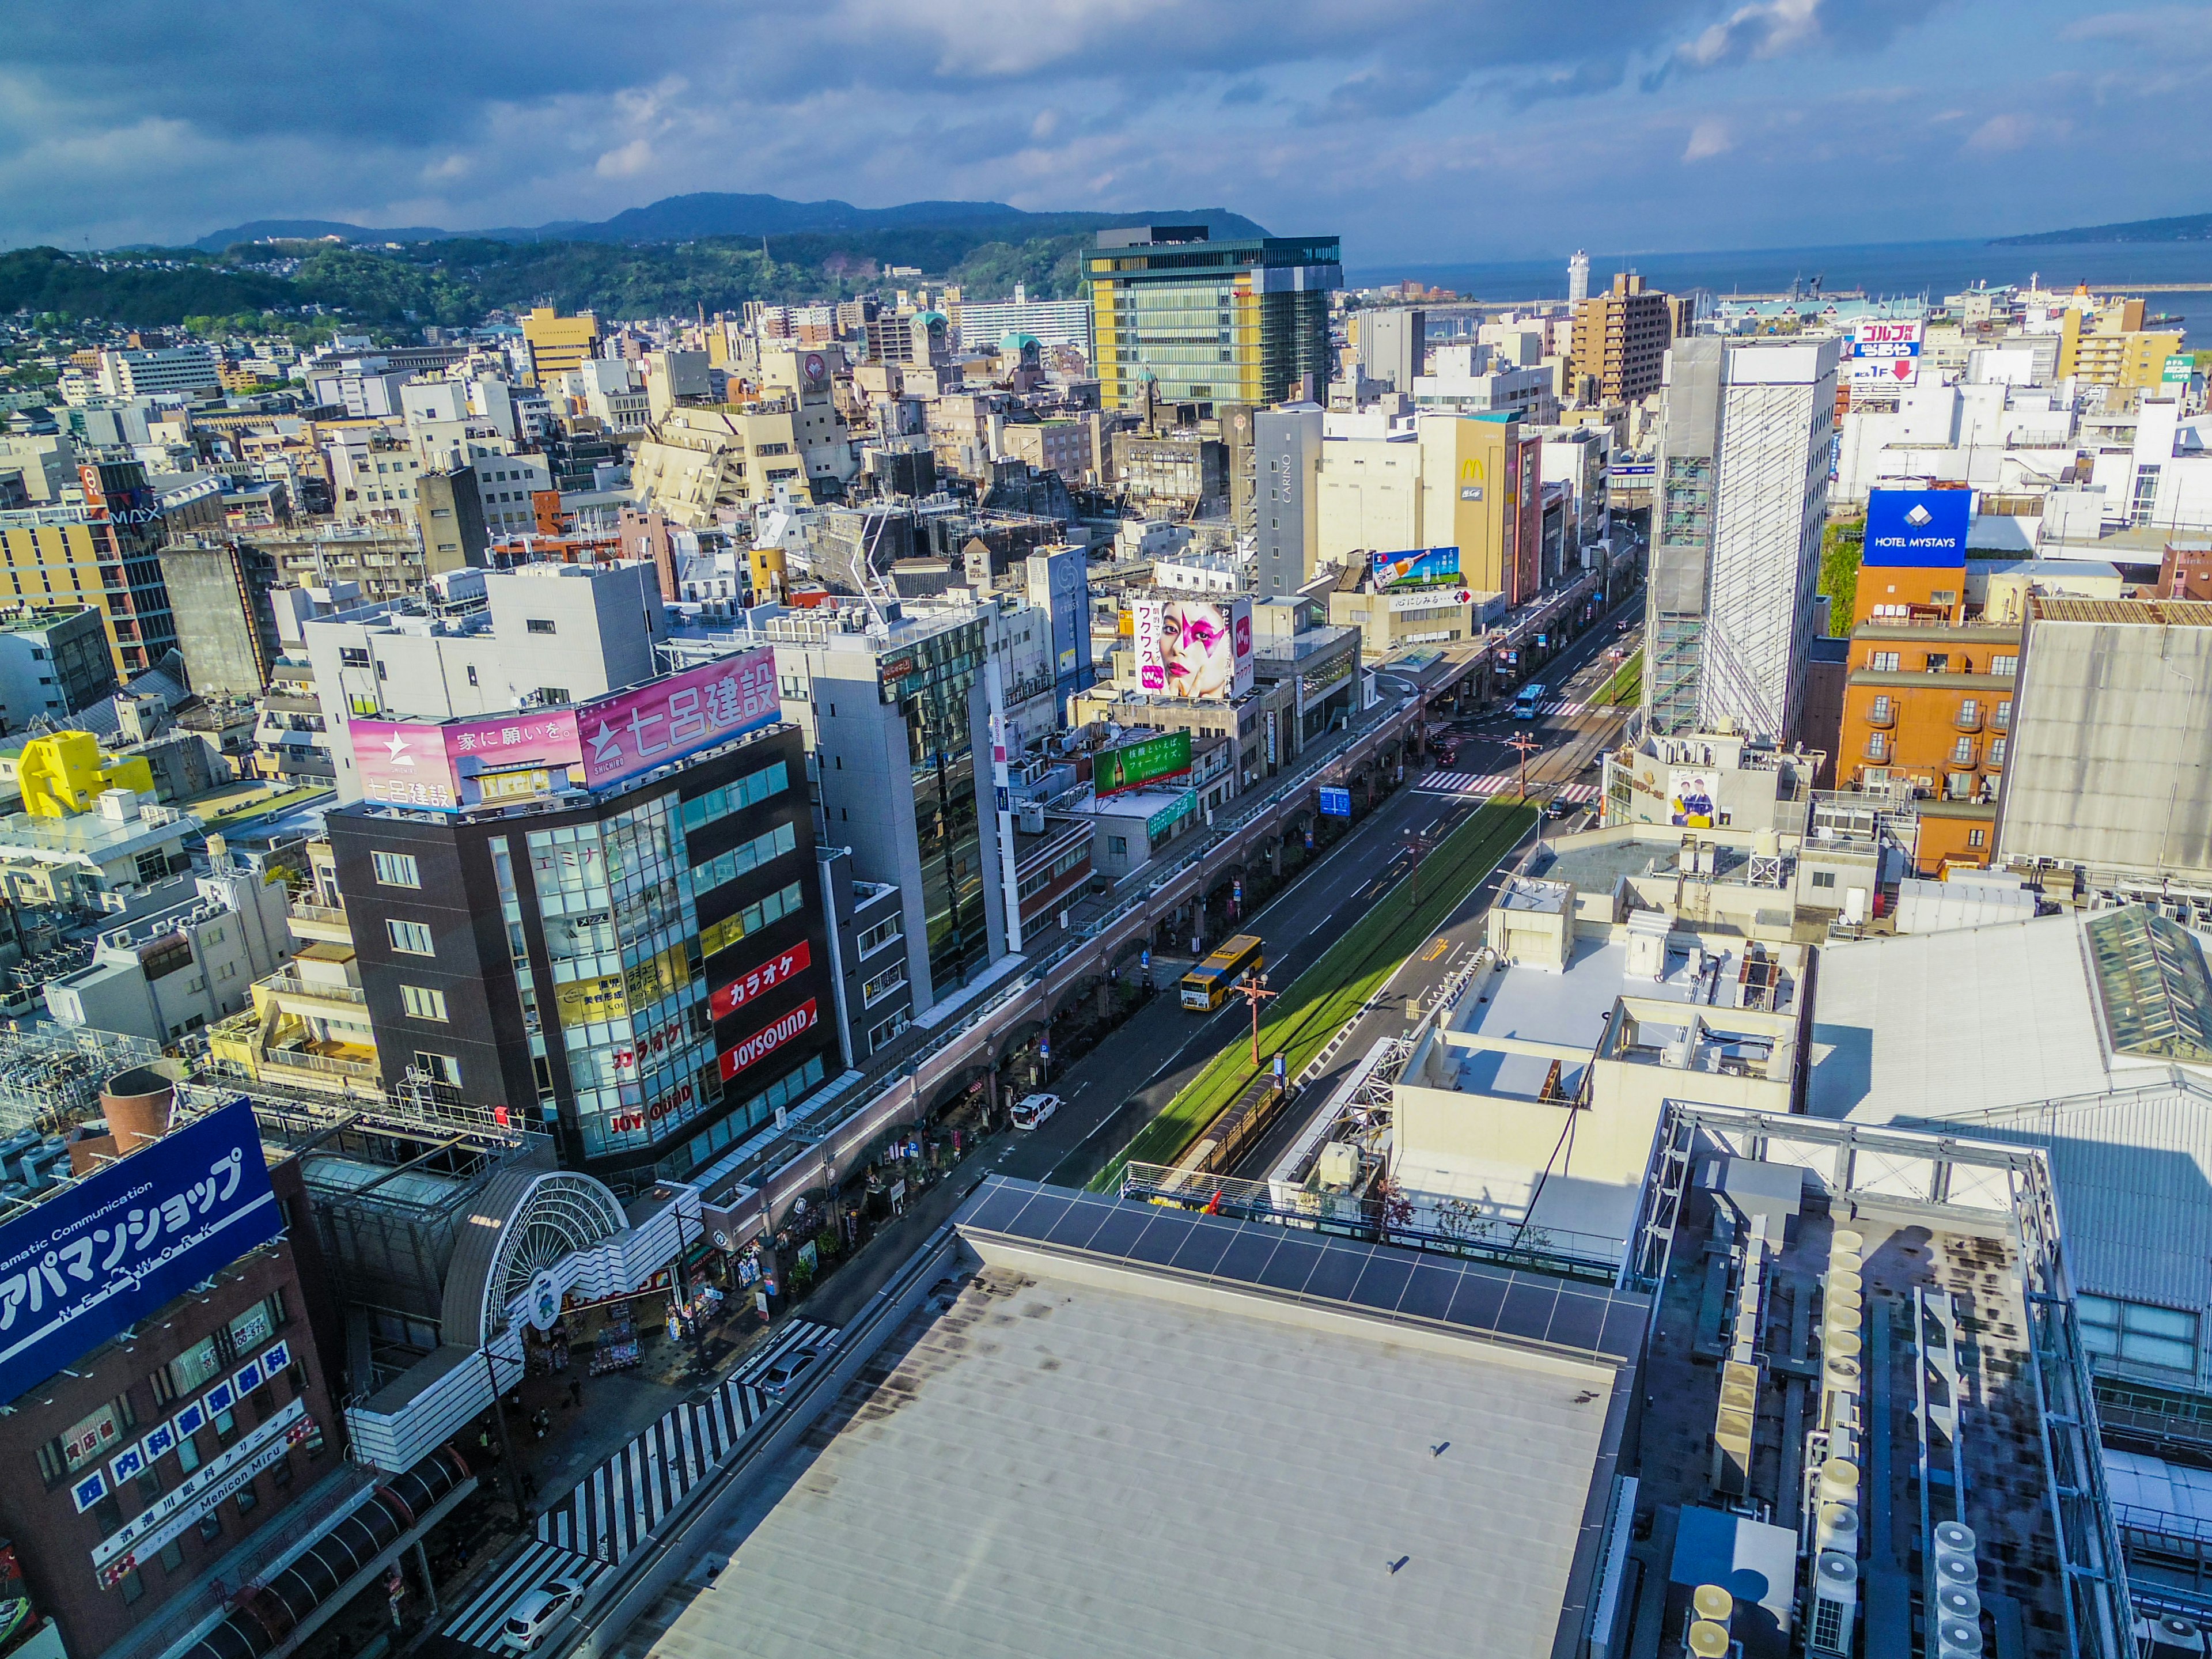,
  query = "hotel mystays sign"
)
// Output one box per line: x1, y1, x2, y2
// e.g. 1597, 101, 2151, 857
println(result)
0, 1101, 281, 1407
